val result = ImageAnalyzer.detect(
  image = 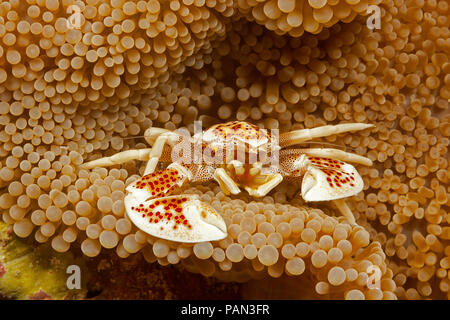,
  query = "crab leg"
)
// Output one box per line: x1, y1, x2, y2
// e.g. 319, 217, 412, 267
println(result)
297, 148, 373, 166
80, 148, 152, 169
333, 199, 357, 225
279, 123, 374, 147
144, 132, 180, 175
